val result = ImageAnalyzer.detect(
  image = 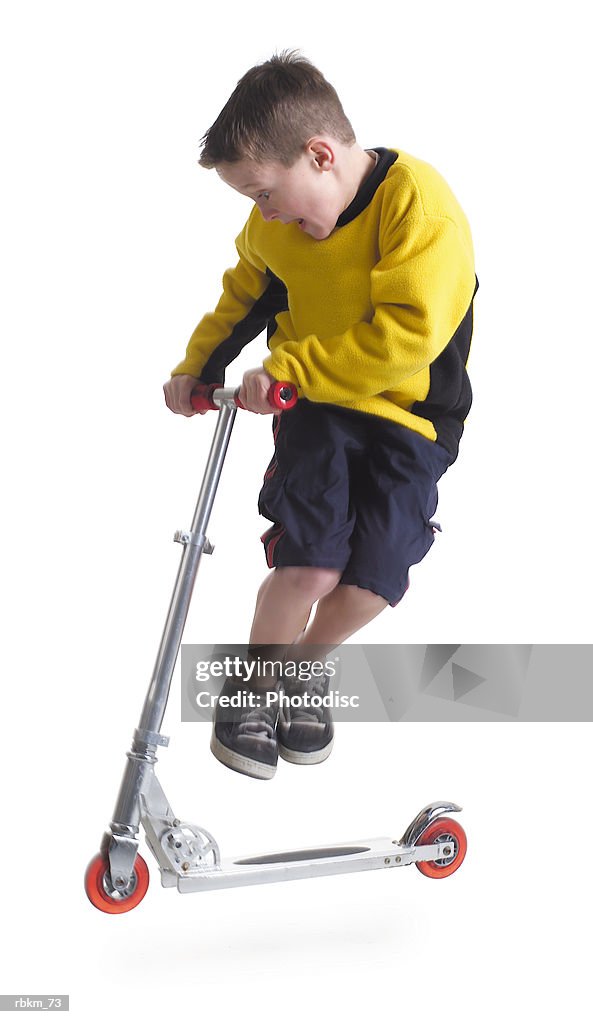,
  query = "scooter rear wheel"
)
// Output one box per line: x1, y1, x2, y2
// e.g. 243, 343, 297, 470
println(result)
84, 852, 149, 913
415, 817, 467, 878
